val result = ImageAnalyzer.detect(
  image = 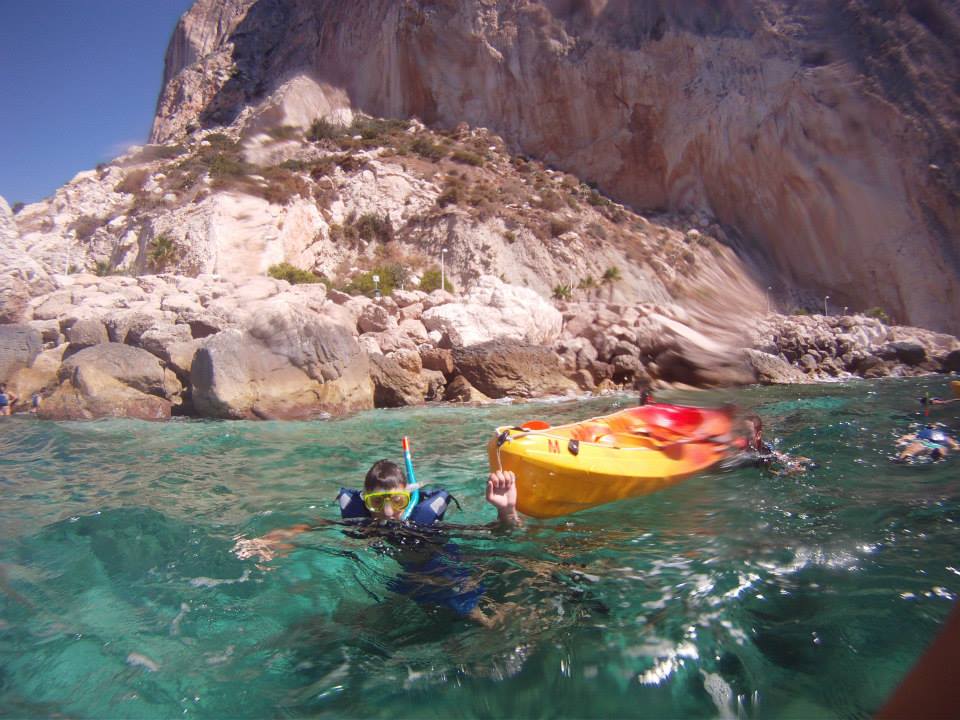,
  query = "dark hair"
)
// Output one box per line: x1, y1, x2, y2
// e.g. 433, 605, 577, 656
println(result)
364, 460, 406, 492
